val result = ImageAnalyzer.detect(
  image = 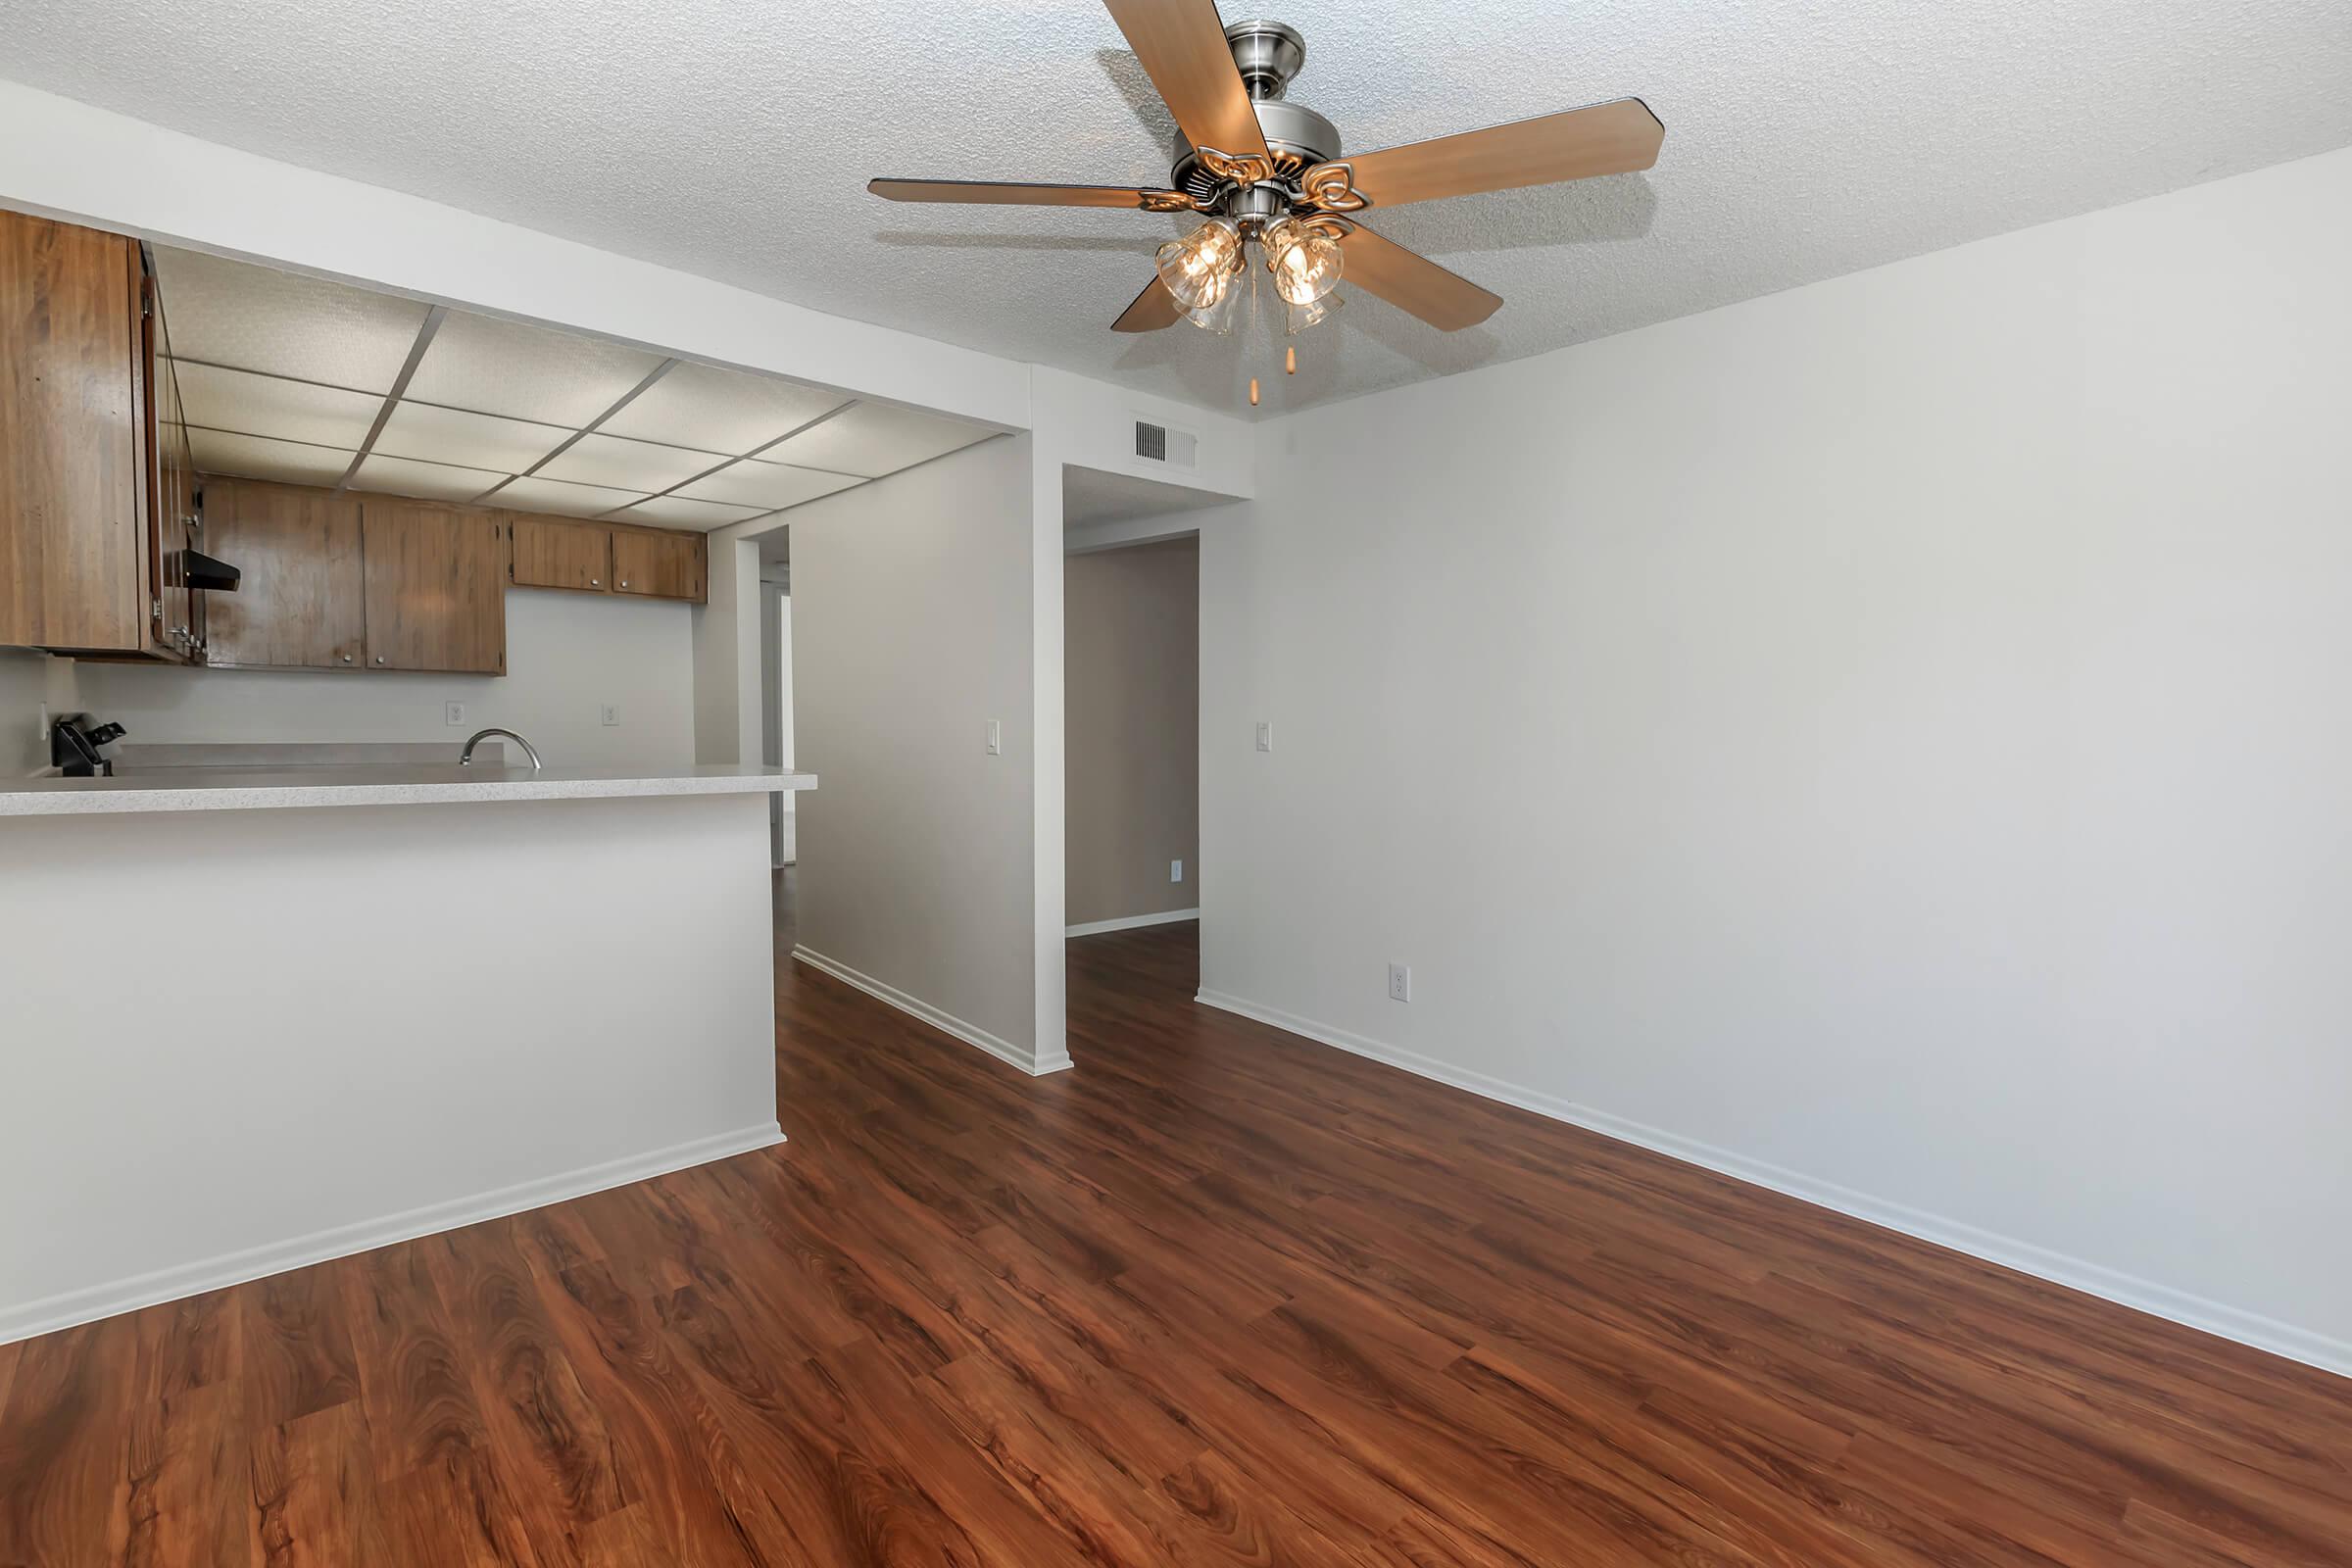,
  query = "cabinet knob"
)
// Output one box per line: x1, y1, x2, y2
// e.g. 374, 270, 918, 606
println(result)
373, 656, 386, 665
342, 654, 353, 664
620, 579, 630, 589
591, 578, 600, 586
